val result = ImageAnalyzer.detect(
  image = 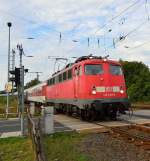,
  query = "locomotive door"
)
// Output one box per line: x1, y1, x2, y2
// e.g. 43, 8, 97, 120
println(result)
74, 66, 82, 99
74, 66, 79, 98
